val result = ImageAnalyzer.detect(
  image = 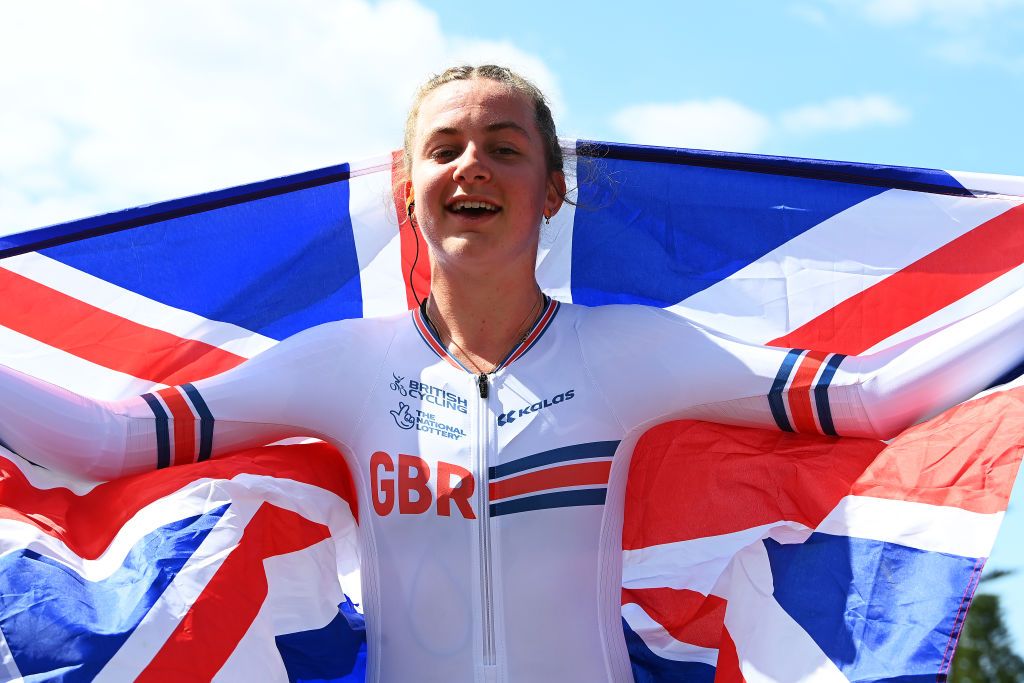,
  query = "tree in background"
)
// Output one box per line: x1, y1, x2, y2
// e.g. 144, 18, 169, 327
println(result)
951, 571, 1024, 683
